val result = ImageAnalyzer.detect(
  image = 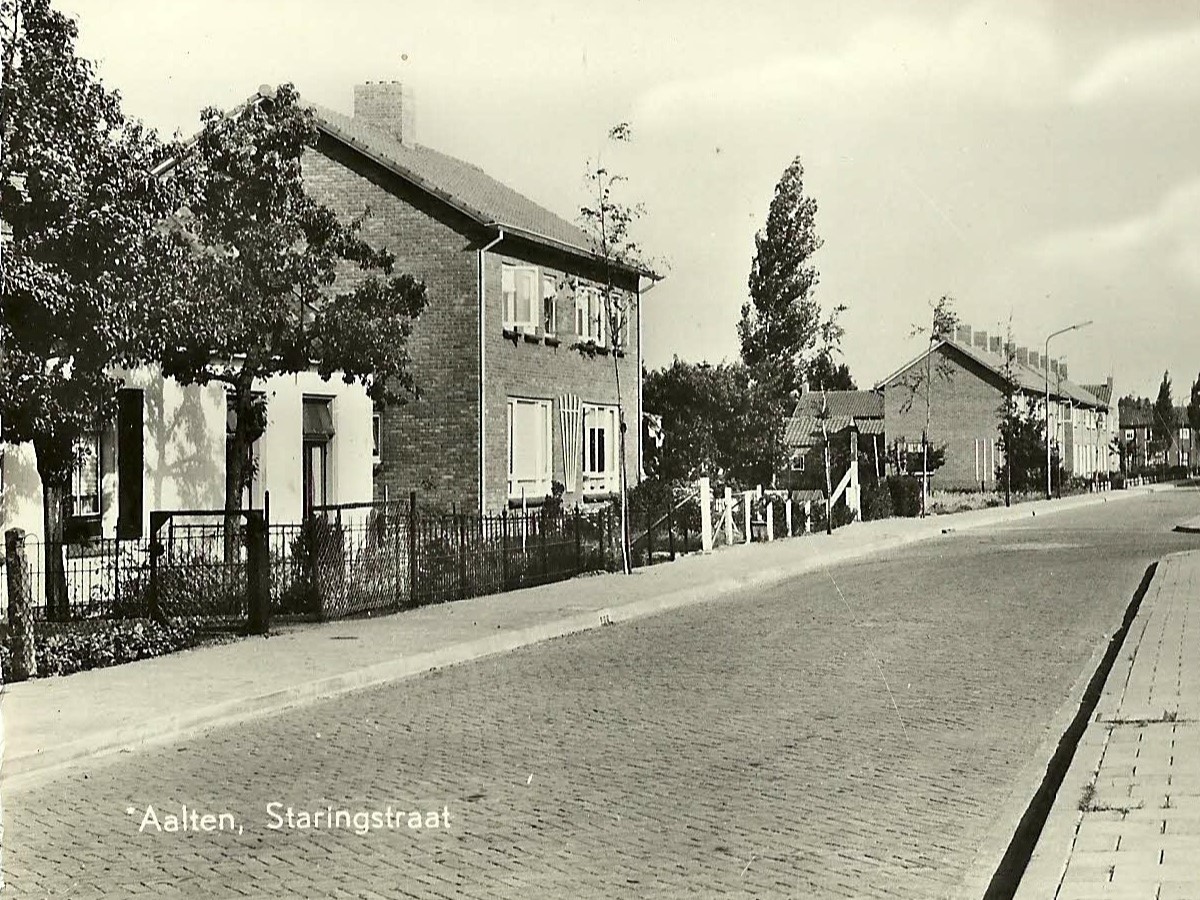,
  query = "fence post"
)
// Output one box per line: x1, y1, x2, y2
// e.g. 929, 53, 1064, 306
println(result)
804, 500, 812, 534
723, 486, 733, 546
786, 497, 793, 537
698, 477, 713, 553
667, 499, 676, 561
408, 491, 418, 606
604, 505, 613, 571
574, 506, 582, 574
646, 502, 655, 566
743, 491, 752, 544
458, 513, 468, 601
766, 501, 774, 542
245, 512, 270, 635
5, 529, 37, 681
501, 510, 510, 589
539, 511, 548, 579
